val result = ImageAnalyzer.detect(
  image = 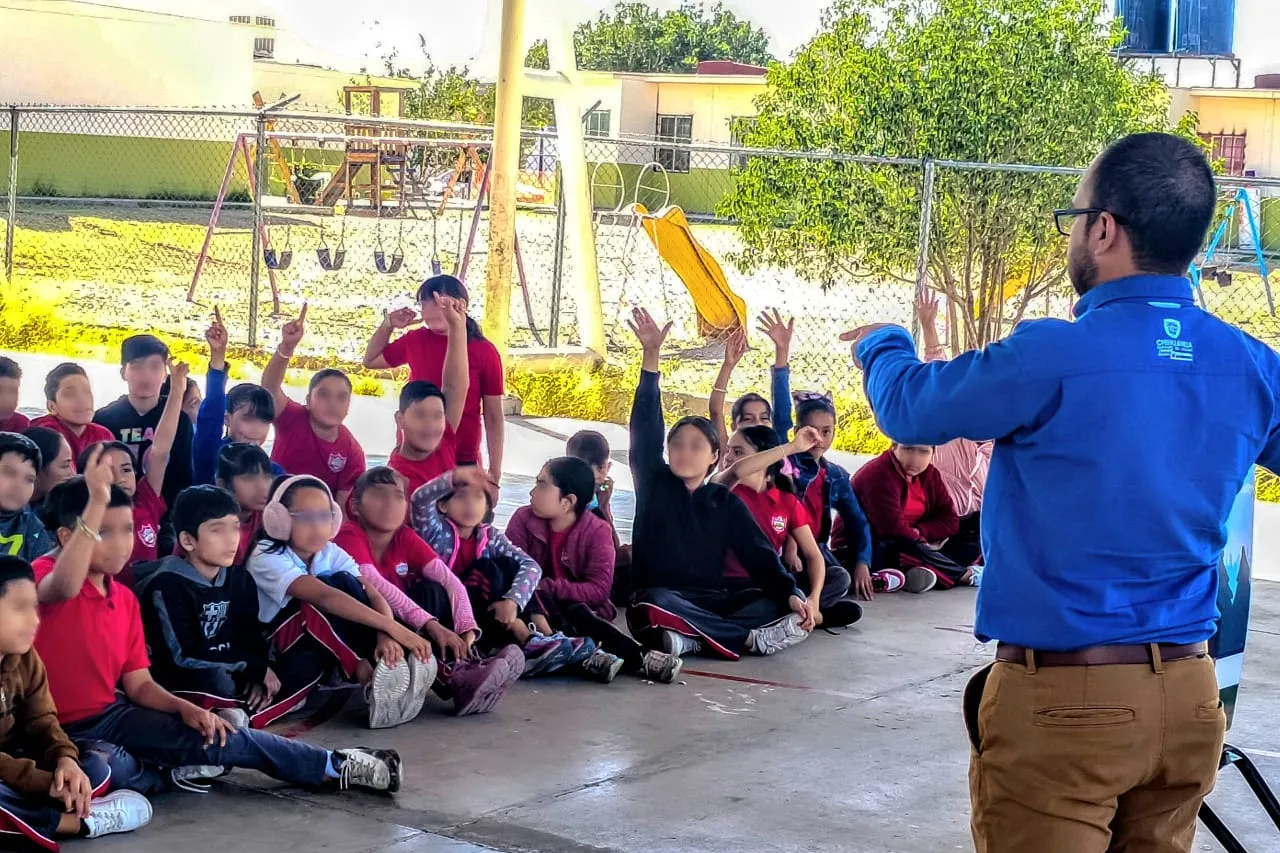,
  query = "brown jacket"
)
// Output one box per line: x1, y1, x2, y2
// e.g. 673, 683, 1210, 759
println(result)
0, 648, 79, 795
